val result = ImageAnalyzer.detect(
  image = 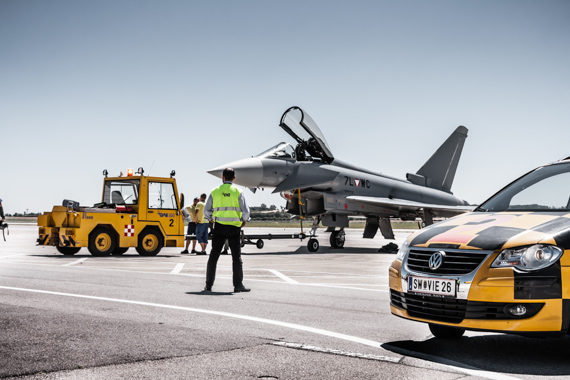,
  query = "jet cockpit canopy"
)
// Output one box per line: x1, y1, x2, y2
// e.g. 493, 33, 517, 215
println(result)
279, 106, 334, 164
255, 142, 296, 160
